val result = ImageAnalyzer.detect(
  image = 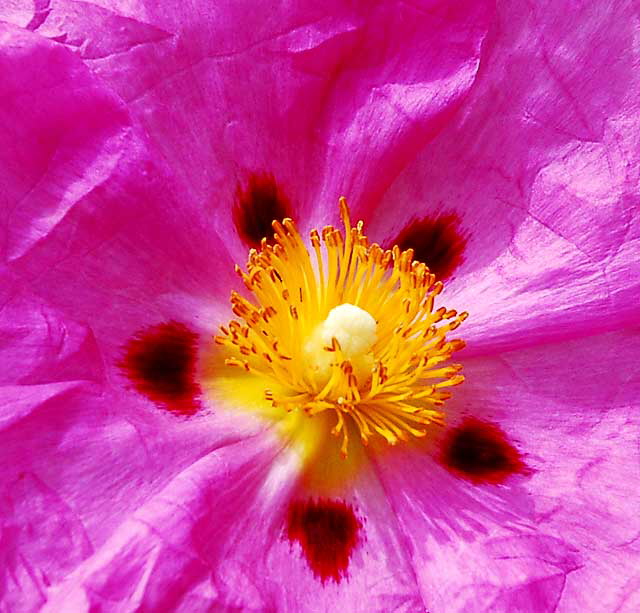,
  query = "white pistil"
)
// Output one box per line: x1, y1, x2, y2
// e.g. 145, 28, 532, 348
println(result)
306, 303, 377, 383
